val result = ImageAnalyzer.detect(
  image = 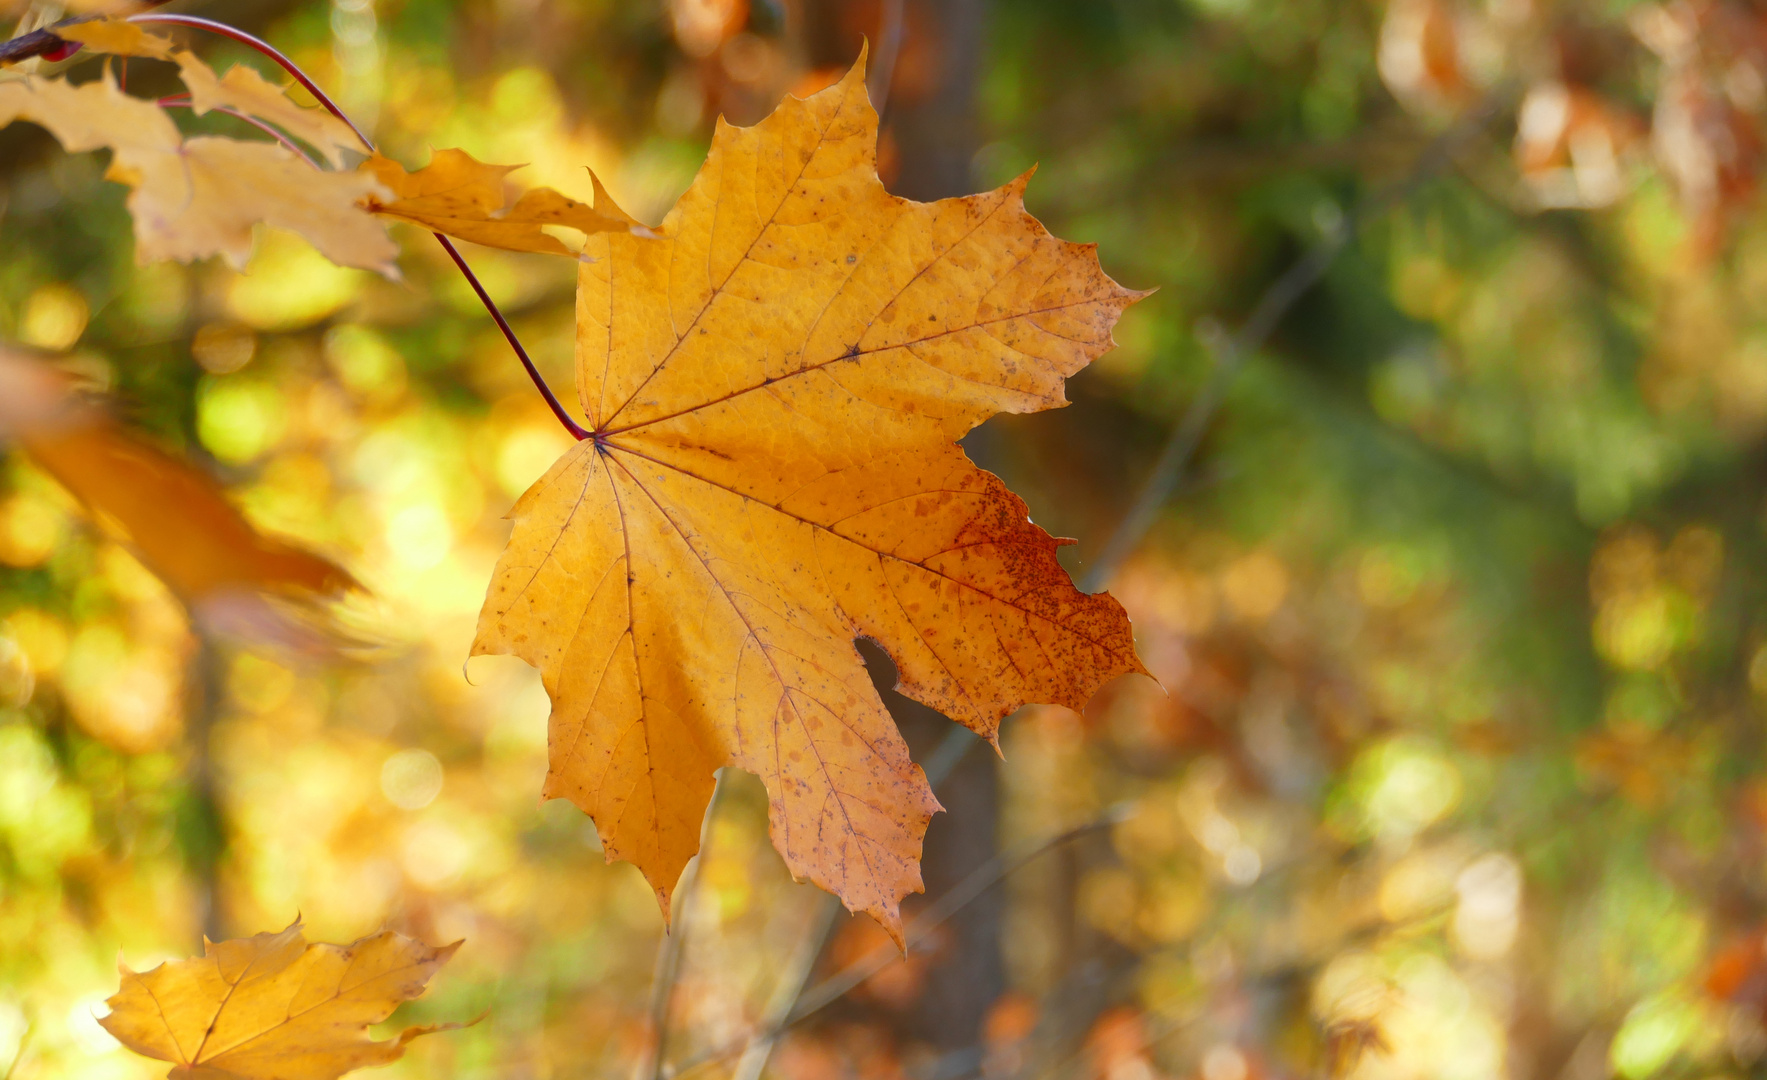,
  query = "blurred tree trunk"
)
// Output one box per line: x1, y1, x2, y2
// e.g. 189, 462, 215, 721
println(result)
183, 635, 228, 946
801, 0, 1001, 1054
